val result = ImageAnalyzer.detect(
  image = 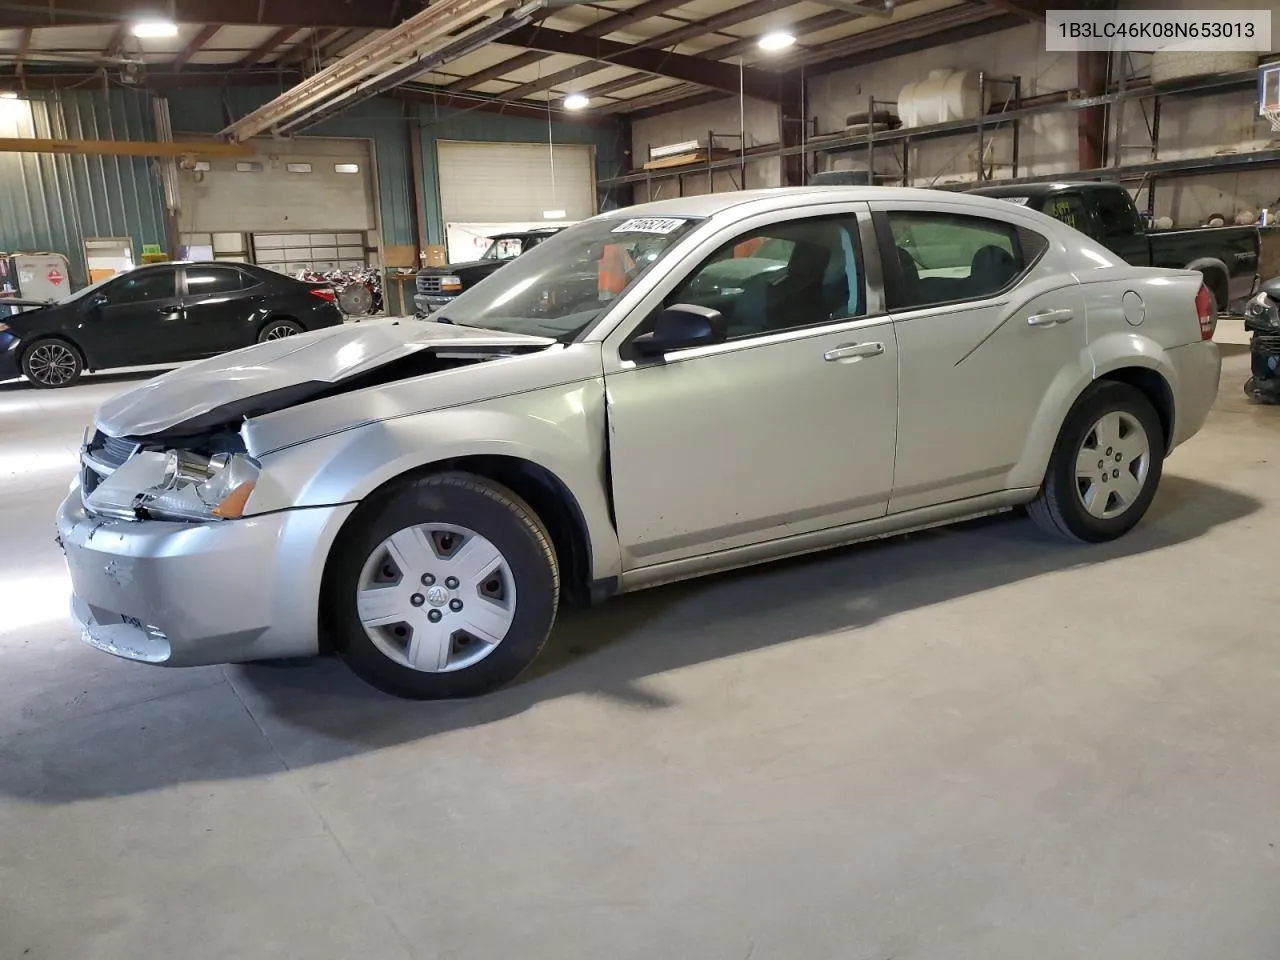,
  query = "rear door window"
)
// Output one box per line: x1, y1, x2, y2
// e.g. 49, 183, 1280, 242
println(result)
884, 211, 1029, 309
